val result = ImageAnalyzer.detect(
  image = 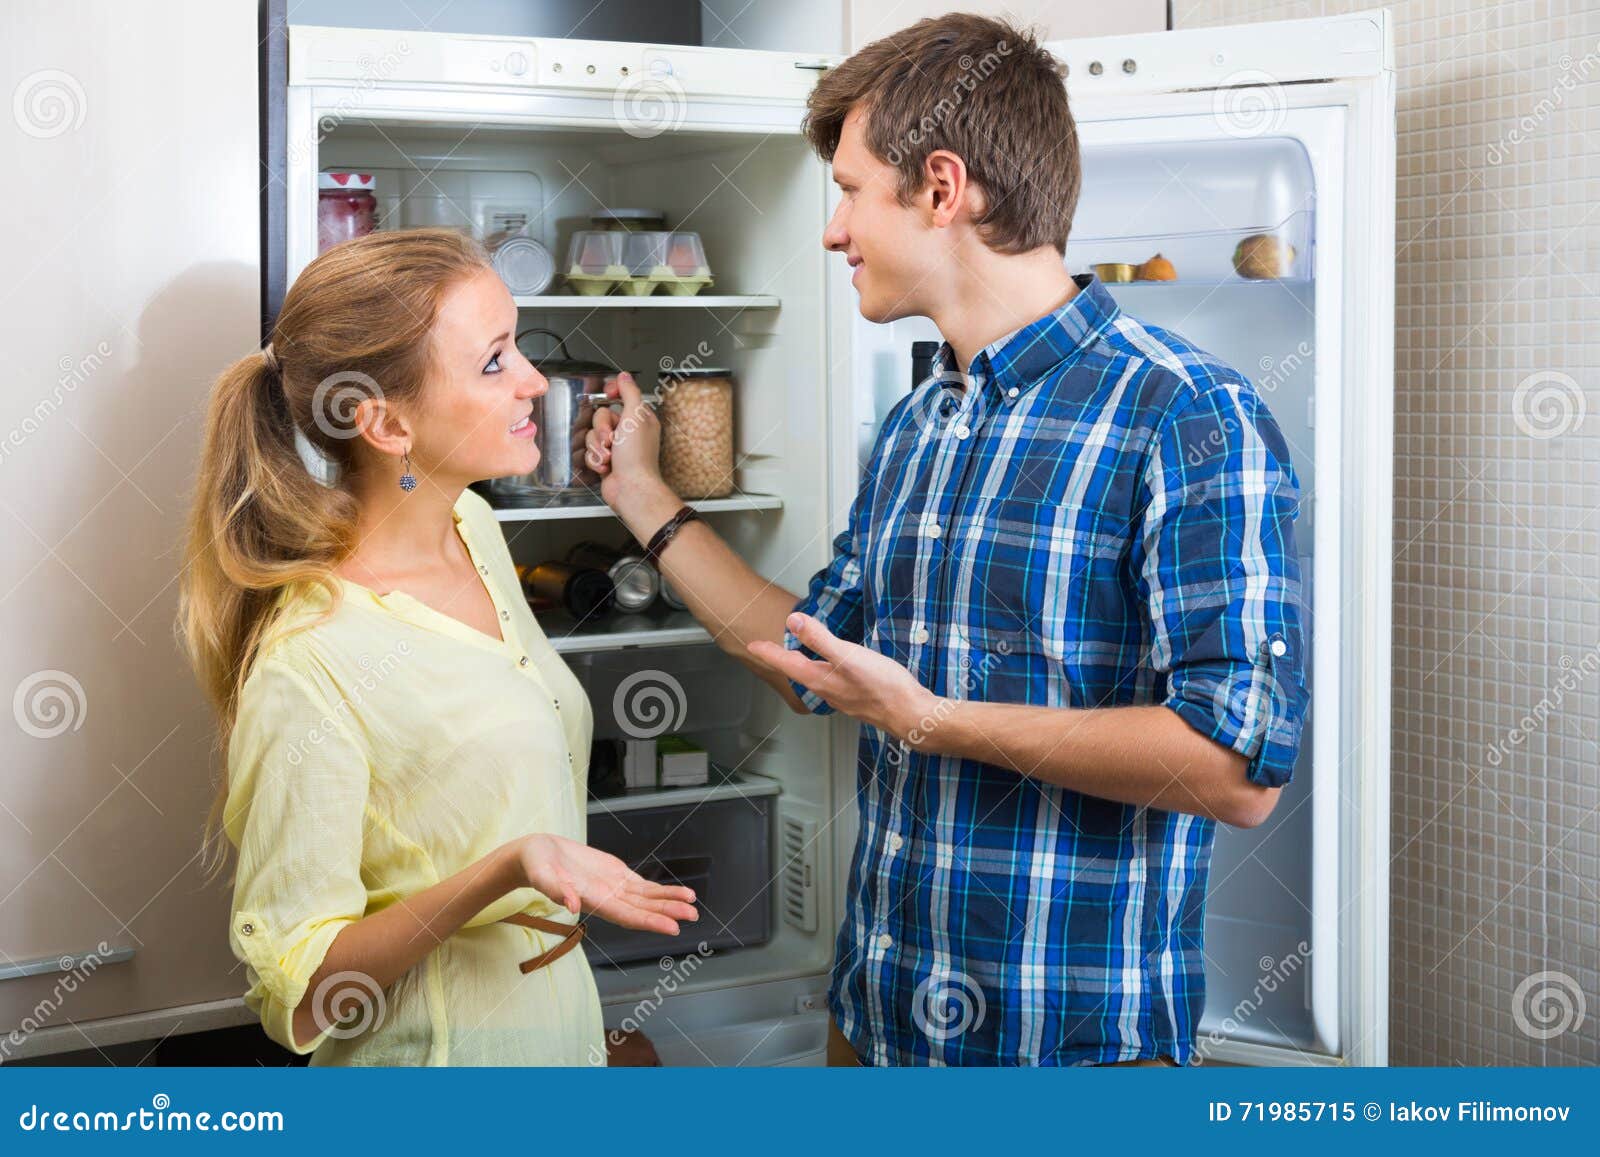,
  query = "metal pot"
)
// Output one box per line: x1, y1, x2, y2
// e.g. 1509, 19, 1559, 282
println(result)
490, 328, 615, 497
